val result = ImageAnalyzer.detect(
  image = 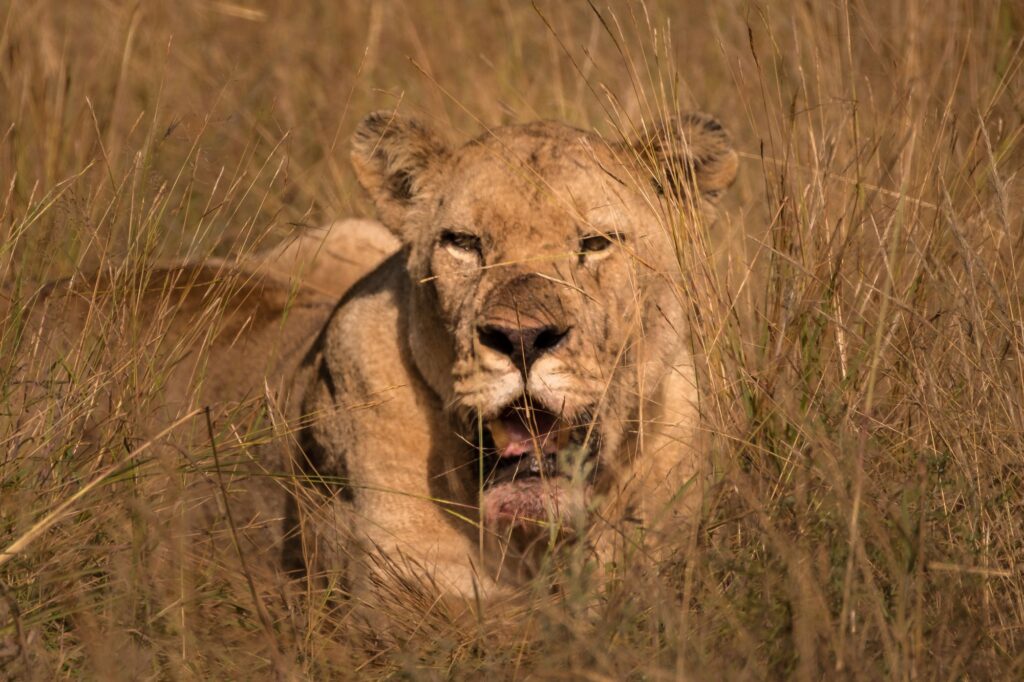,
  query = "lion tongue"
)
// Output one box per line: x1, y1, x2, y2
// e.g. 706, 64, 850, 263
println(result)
489, 410, 564, 458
